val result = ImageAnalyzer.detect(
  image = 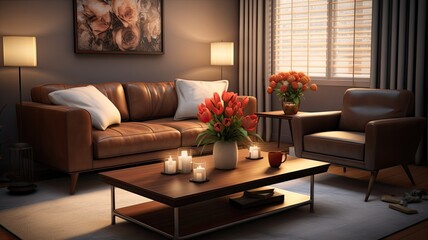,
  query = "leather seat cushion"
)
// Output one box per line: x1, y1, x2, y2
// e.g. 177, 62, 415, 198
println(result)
304, 131, 365, 161
146, 118, 207, 147
93, 122, 181, 159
